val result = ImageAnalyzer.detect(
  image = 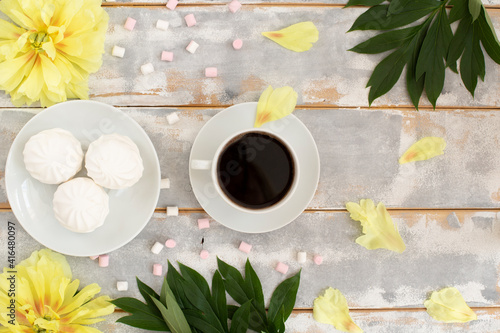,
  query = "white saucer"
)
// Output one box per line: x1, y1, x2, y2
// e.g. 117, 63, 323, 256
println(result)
189, 102, 320, 233
5, 100, 160, 256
